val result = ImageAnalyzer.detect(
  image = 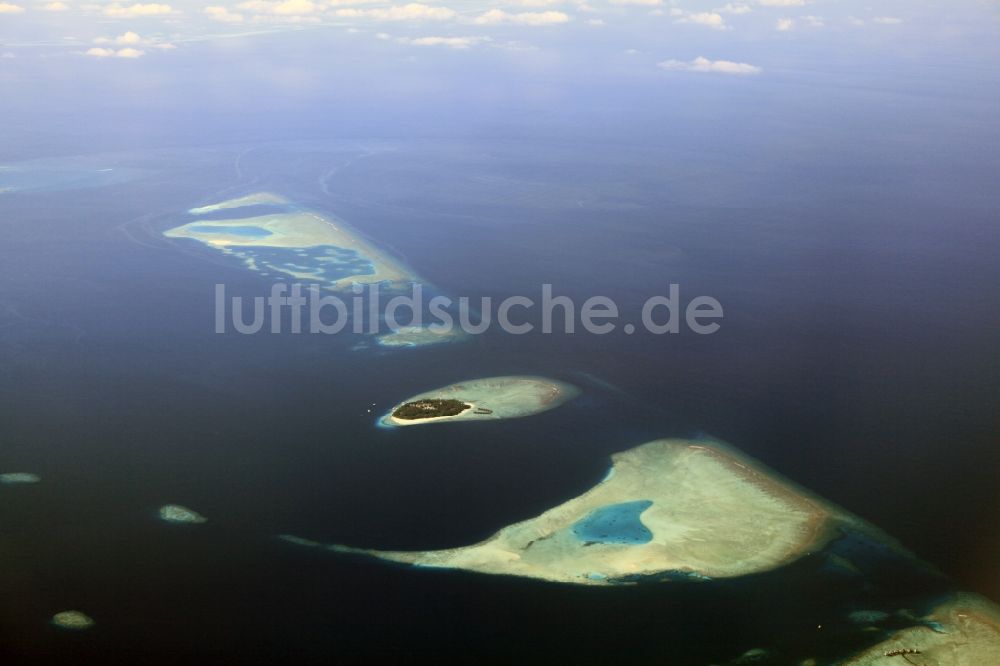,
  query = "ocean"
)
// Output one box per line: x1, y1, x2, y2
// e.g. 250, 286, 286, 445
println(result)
0, 131, 997, 662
